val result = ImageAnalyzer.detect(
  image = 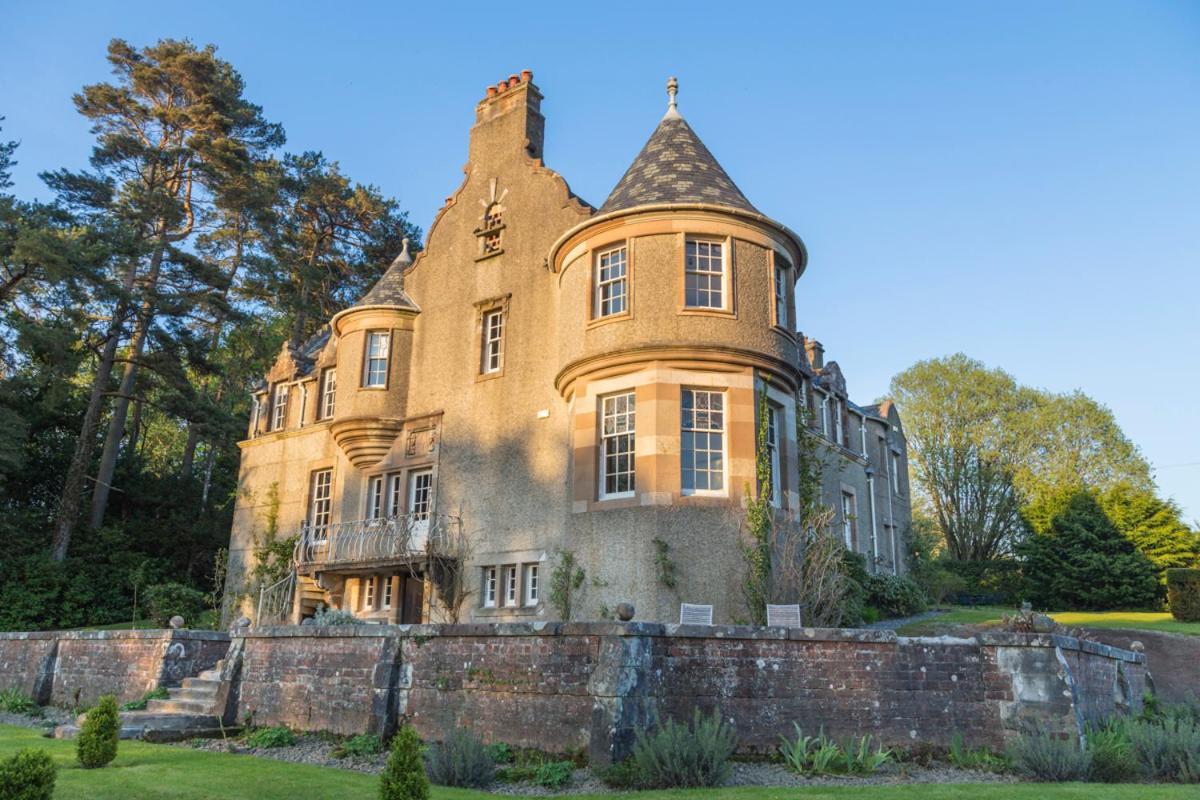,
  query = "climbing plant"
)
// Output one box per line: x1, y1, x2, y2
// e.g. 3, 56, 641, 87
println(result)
548, 551, 585, 620
741, 382, 774, 625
